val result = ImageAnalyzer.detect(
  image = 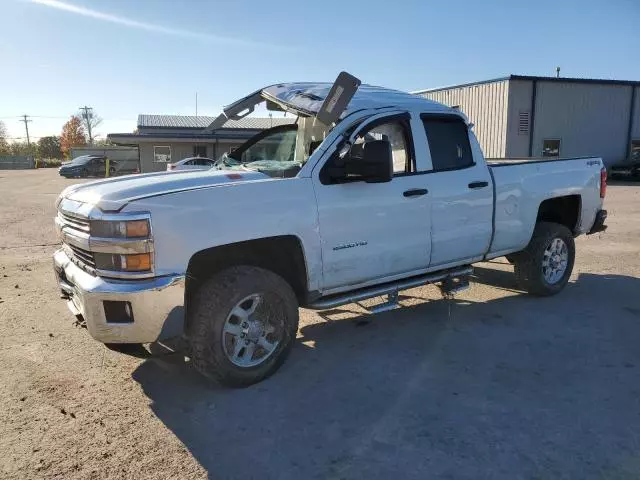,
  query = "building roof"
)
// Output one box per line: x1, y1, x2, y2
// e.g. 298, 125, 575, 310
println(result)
138, 114, 295, 130
412, 75, 640, 94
